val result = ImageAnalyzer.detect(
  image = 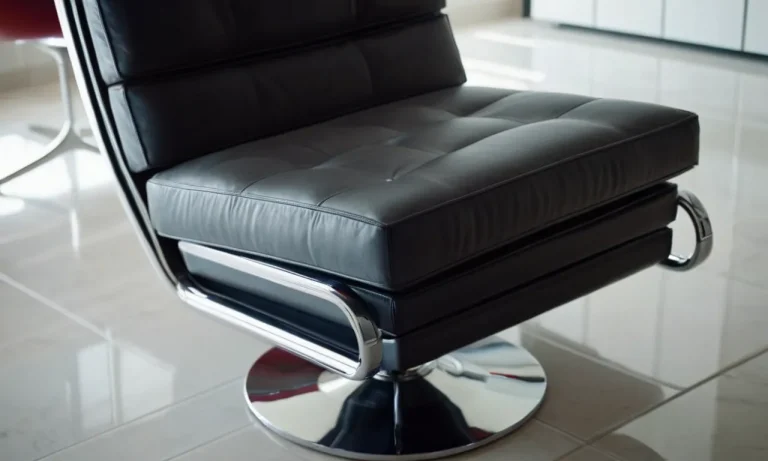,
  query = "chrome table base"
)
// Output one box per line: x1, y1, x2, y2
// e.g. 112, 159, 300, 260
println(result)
245, 337, 546, 460
1, 39, 97, 188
